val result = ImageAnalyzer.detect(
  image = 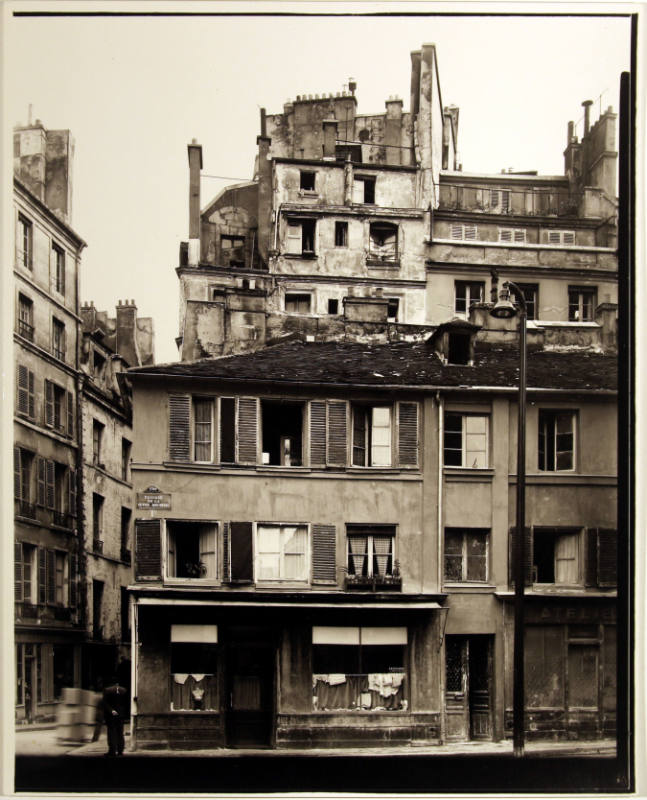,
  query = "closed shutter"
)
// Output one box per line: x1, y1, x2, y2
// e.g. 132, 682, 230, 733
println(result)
17, 365, 29, 415
286, 222, 303, 255
563, 231, 575, 245
69, 554, 77, 607
47, 549, 56, 604
237, 398, 258, 464
597, 529, 617, 587
168, 395, 191, 461
450, 223, 463, 240
45, 460, 55, 509
14, 448, 21, 499
499, 229, 513, 243
37, 457, 46, 506
66, 391, 74, 437
135, 519, 162, 580
513, 229, 526, 243
15, 542, 23, 602
222, 522, 230, 581
309, 401, 327, 466
219, 398, 236, 463
38, 547, 47, 604
548, 231, 560, 245
585, 528, 598, 586
45, 381, 54, 427
464, 225, 477, 241
327, 401, 348, 466
68, 469, 77, 518
230, 522, 253, 582
312, 524, 336, 583
397, 401, 419, 467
